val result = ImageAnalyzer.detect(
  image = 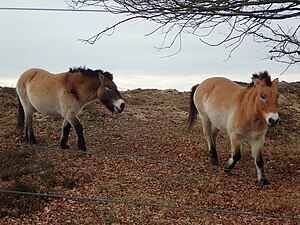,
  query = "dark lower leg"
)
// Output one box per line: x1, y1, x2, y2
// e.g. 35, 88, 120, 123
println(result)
25, 126, 29, 142
209, 143, 219, 165
60, 122, 71, 149
28, 119, 36, 144
74, 120, 86, 151
256, 154, 270, 185
204, 125, 219, 165
224, 149, 241, 172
